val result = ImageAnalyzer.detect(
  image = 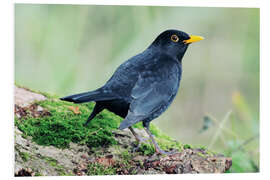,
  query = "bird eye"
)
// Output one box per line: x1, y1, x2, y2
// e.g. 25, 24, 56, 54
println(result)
171, 35, 179, 42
